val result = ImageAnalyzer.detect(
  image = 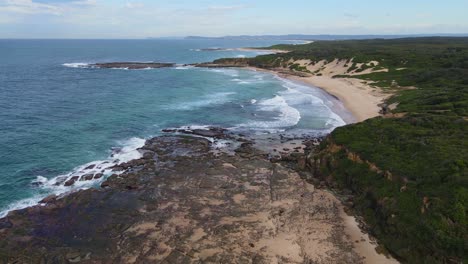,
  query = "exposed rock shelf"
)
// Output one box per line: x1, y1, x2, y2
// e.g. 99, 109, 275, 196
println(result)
0, 134, 384, 263
92, 62, 176, 69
